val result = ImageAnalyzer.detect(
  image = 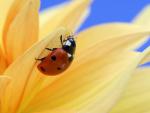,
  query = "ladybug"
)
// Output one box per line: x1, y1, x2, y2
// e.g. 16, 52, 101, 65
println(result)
36, 35, 76, 75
